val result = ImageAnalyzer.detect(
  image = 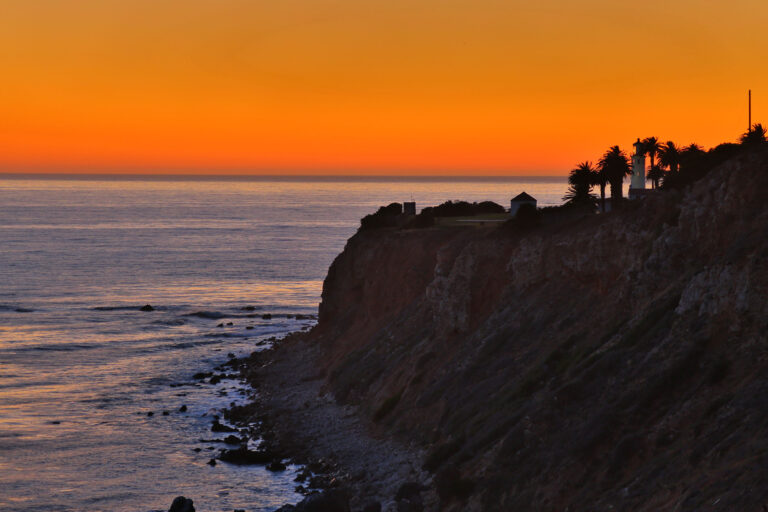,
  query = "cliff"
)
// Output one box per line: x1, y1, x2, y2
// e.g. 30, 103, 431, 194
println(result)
288, 148, 768, 511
